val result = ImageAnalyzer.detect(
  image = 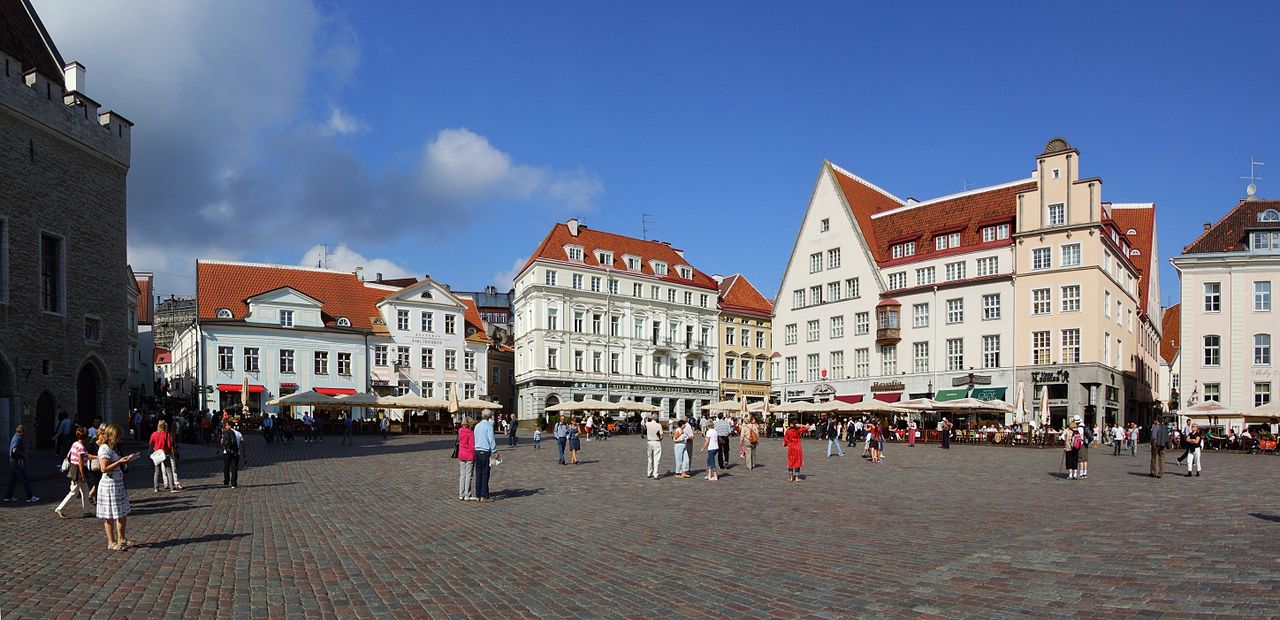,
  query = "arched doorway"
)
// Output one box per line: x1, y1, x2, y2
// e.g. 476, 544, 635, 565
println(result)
35, 391, 56, 450
77, 361, 104, 428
